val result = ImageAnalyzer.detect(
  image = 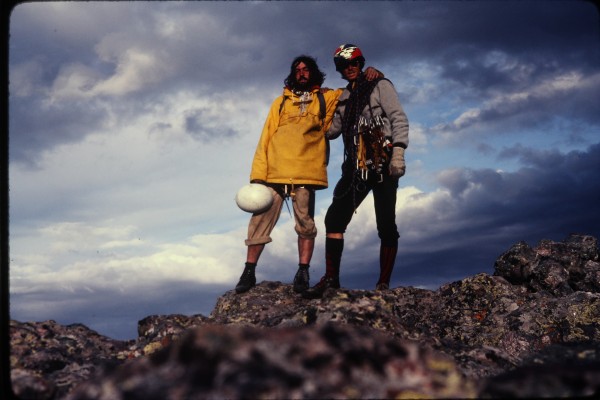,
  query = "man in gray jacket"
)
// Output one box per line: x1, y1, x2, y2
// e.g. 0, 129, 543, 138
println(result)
303, 44, 409, 299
